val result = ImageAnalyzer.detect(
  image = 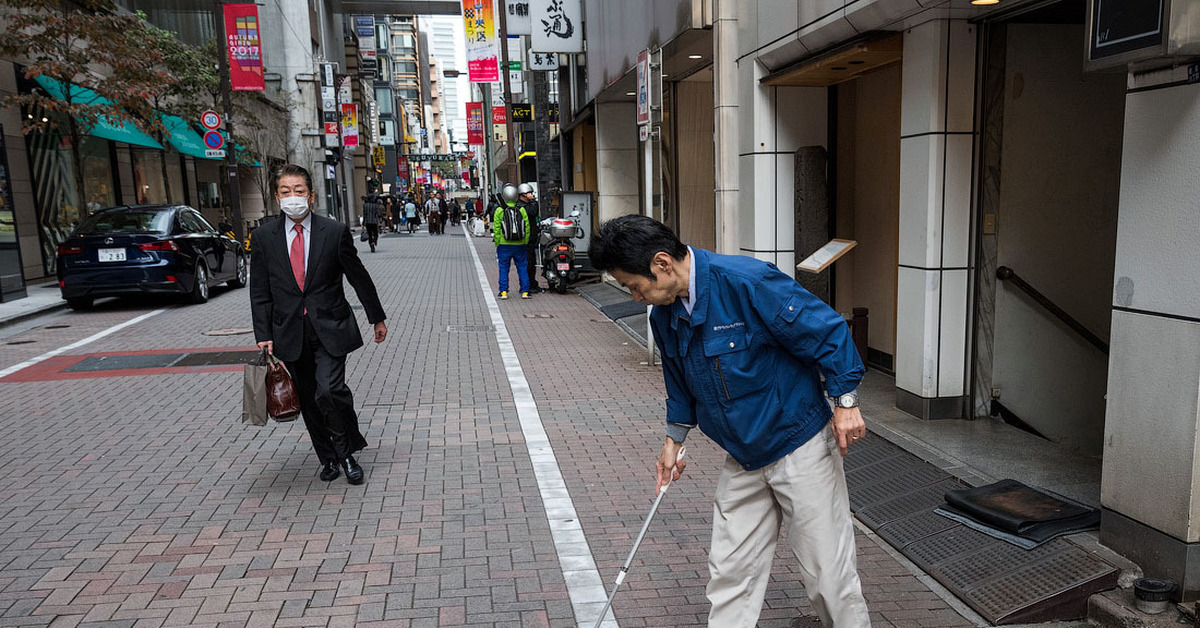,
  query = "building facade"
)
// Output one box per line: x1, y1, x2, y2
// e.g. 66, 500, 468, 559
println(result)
565, 0, 1200, 598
